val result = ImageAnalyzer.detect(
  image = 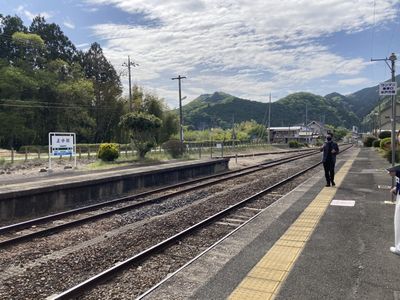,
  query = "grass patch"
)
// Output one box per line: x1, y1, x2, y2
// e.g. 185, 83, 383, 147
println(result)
84, 160, 131, 171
